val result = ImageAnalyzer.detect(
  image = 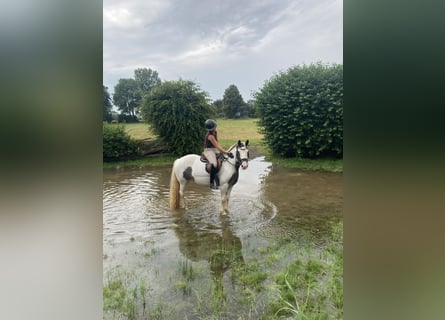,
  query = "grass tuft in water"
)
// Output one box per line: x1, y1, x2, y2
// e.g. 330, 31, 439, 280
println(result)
174, 281, 192, 295
262, 221, 343, 319
147, 300, 173, 320
178, 258, 197, 281
103, 220, 343, 319
103, 269, 144, 320
231, 261, 268, 292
